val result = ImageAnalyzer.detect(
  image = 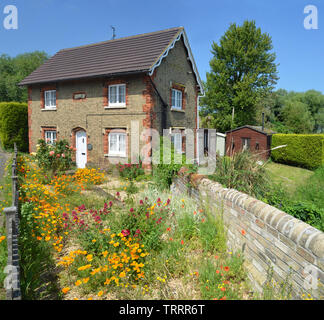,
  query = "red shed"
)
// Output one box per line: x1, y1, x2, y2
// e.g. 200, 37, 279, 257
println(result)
225, 125, 275, 160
